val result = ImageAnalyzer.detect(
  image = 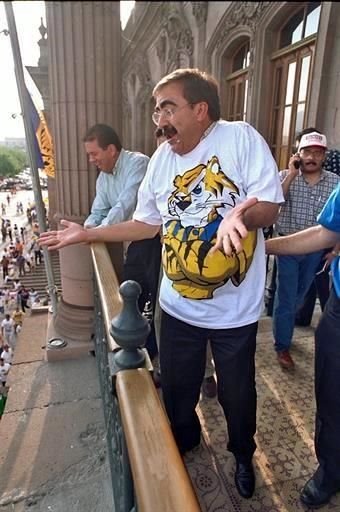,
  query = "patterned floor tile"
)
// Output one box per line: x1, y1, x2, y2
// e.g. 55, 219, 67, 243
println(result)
183, 314, 340, 511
